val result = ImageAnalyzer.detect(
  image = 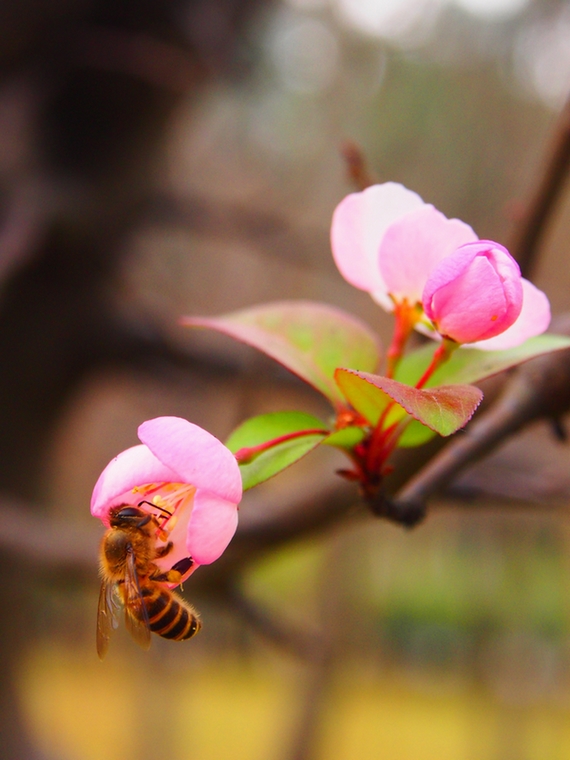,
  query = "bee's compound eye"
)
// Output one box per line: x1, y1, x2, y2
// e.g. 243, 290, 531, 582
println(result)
118, 507, 144, 517
171, 557, 194, 575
